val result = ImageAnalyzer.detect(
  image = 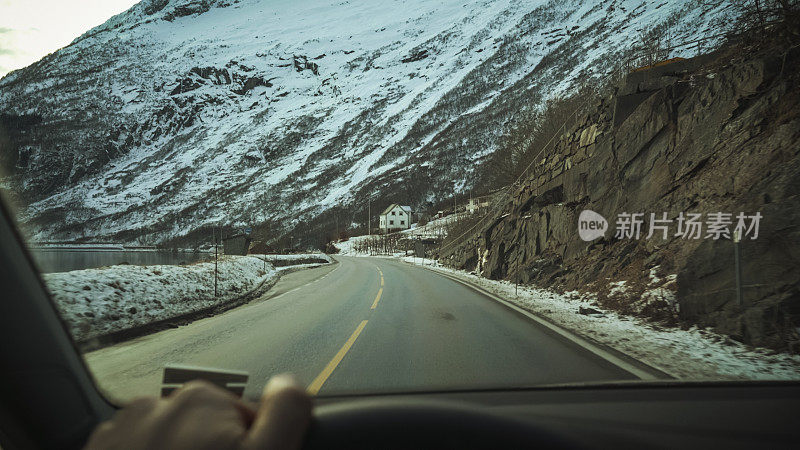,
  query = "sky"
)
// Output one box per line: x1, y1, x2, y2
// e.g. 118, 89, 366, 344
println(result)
0, 0, 140, 77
